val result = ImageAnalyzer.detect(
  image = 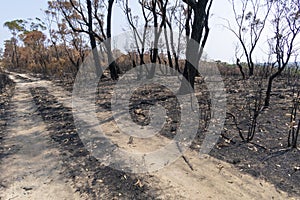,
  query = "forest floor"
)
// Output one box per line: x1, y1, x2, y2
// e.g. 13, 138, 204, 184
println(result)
0, 70, 299, 199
